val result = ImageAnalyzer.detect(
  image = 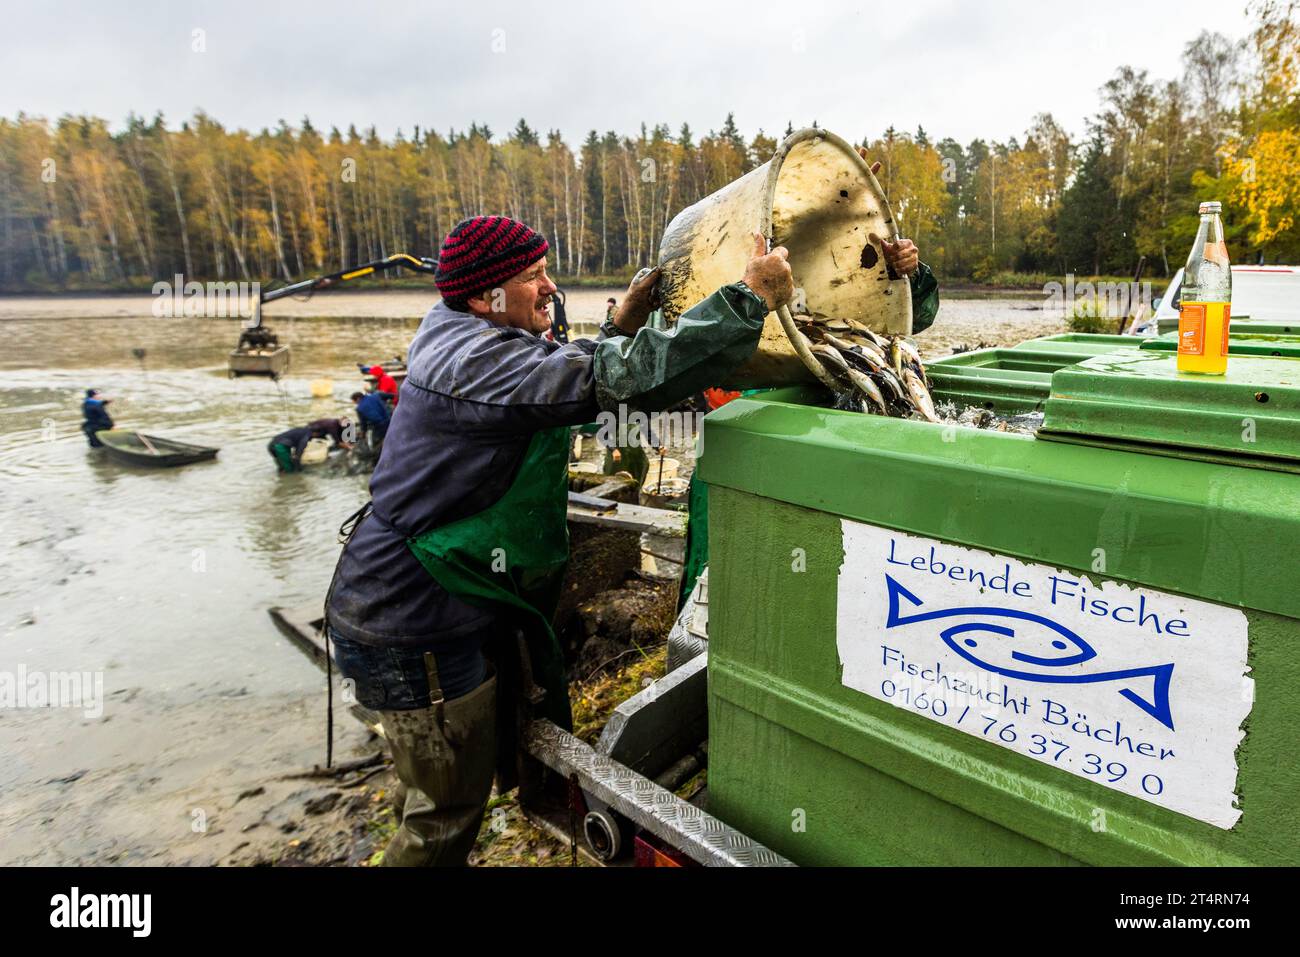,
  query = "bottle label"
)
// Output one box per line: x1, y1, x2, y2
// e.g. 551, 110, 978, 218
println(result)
1178, 303, 1206, 355
1221, 303, 1232, 356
